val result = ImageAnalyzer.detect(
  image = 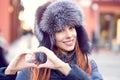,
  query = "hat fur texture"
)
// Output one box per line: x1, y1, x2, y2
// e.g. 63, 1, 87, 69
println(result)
34, 0, 91, 54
